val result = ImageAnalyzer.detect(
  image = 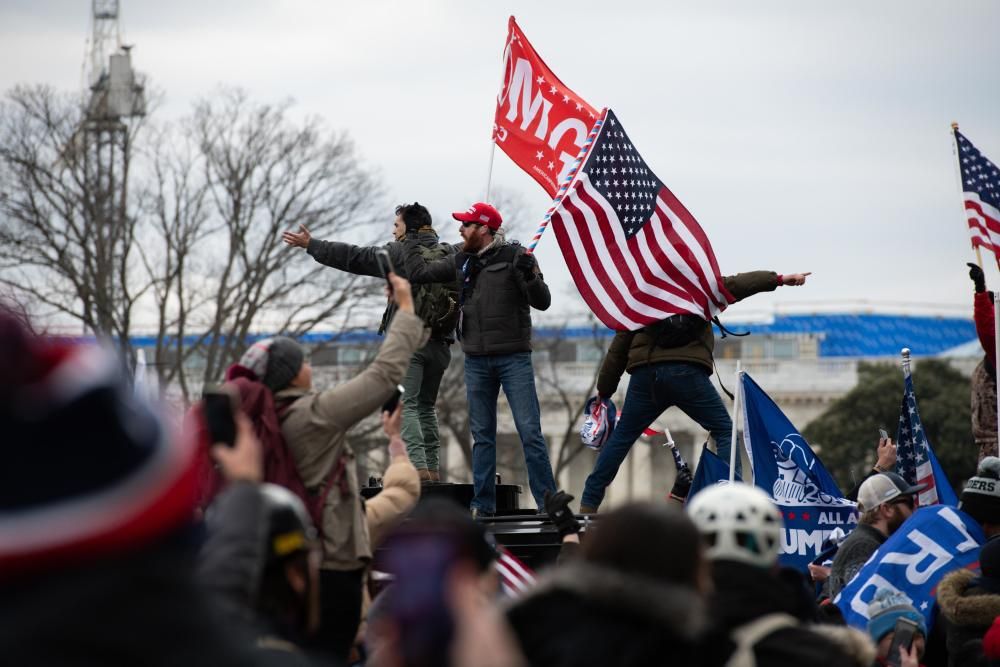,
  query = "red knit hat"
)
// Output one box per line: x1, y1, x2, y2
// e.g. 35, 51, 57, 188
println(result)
0, 310, 198, 578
